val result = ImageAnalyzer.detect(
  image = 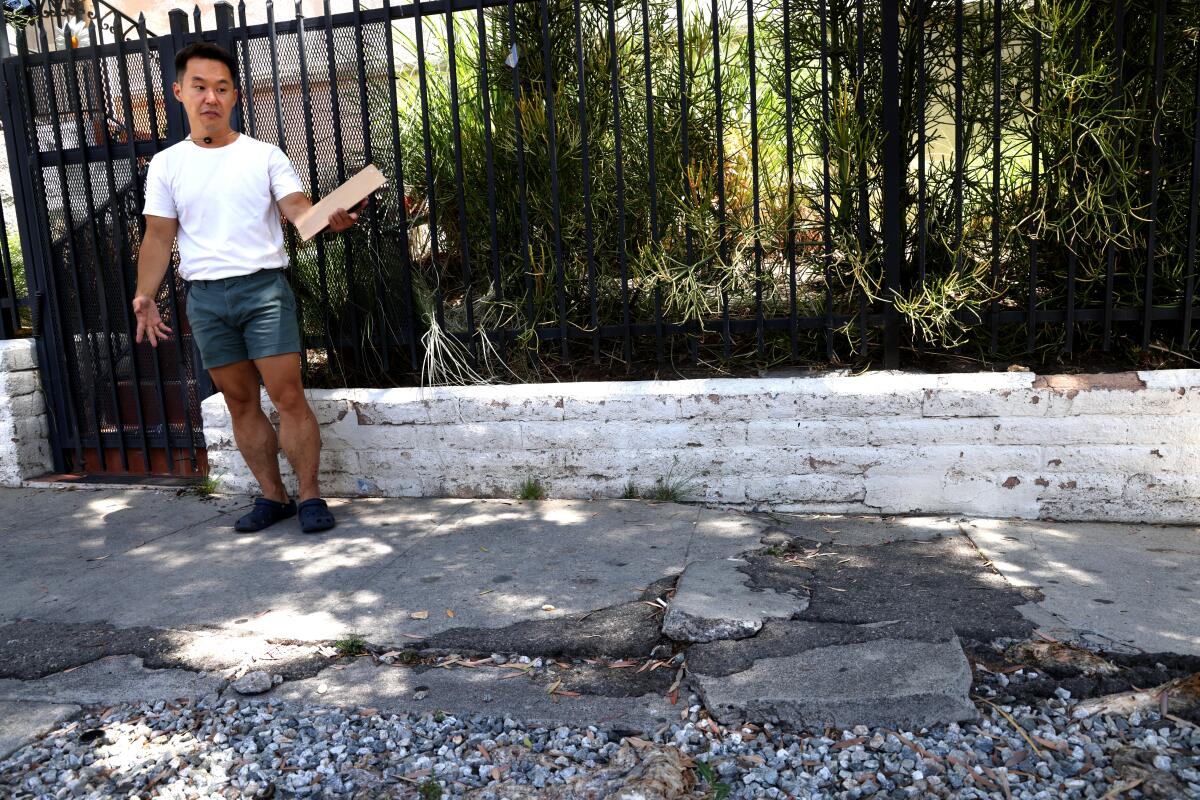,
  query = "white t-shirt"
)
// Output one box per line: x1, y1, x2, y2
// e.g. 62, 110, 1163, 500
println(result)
142, 134, 305, 281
